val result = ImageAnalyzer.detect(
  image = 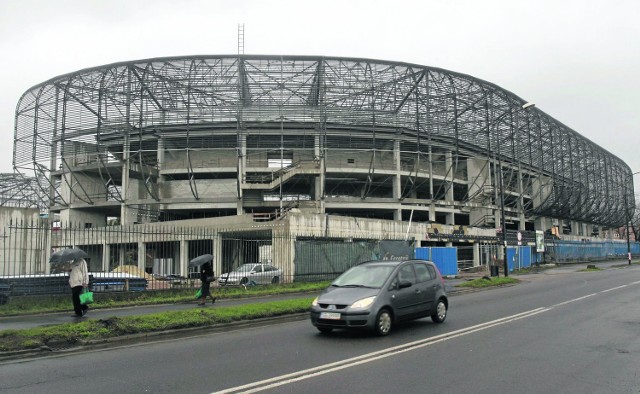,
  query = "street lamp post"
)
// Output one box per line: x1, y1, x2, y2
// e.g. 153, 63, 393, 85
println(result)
625, 171, 639, 265
498, 155, 508, 275
496, 102, 535, 277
